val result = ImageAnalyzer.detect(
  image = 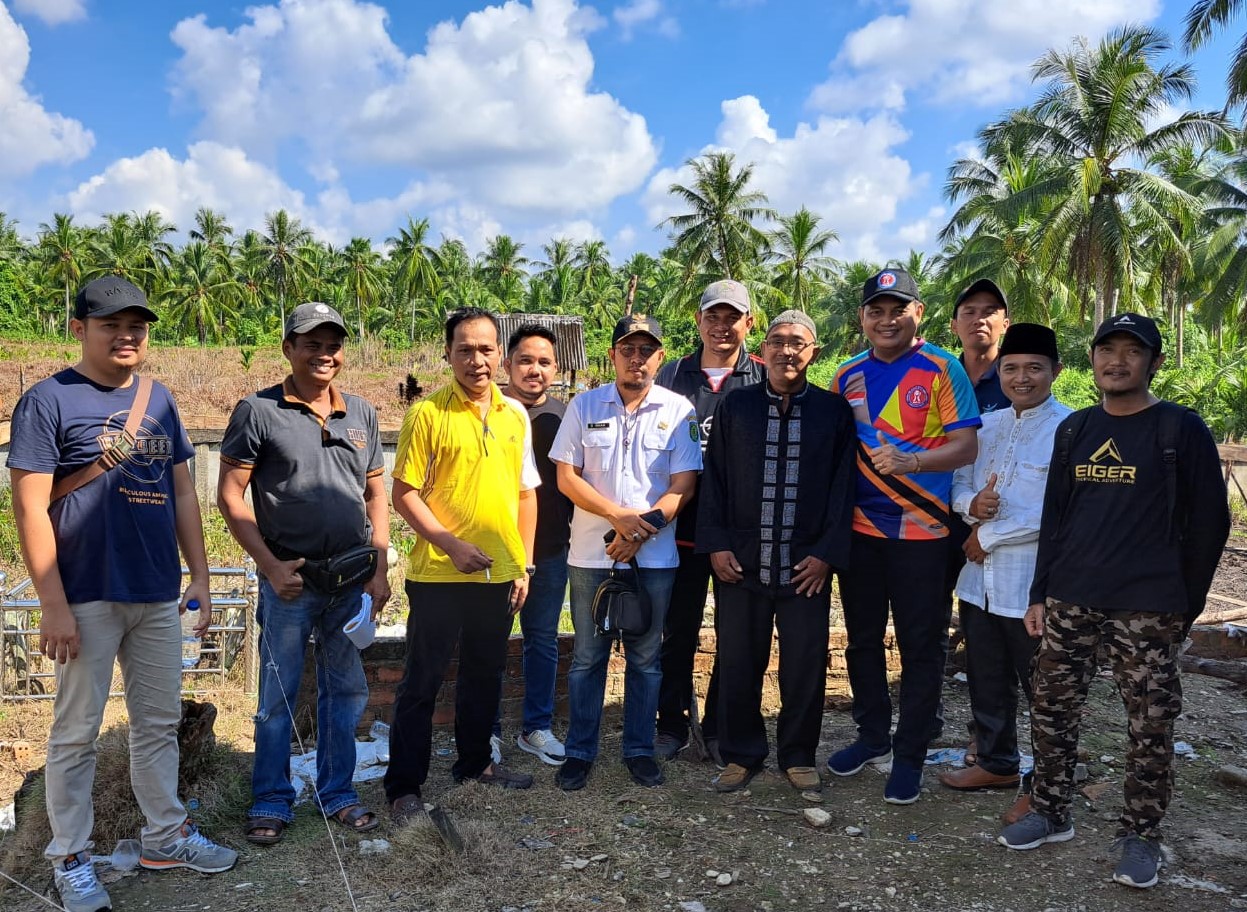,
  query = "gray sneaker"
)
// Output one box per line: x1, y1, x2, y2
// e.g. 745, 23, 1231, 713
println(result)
53, 852, 111, 912
997, 811, 1075, 850
1112, 834, 1161, 888
654, 732, 687, 761
139, 820, 238, 873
